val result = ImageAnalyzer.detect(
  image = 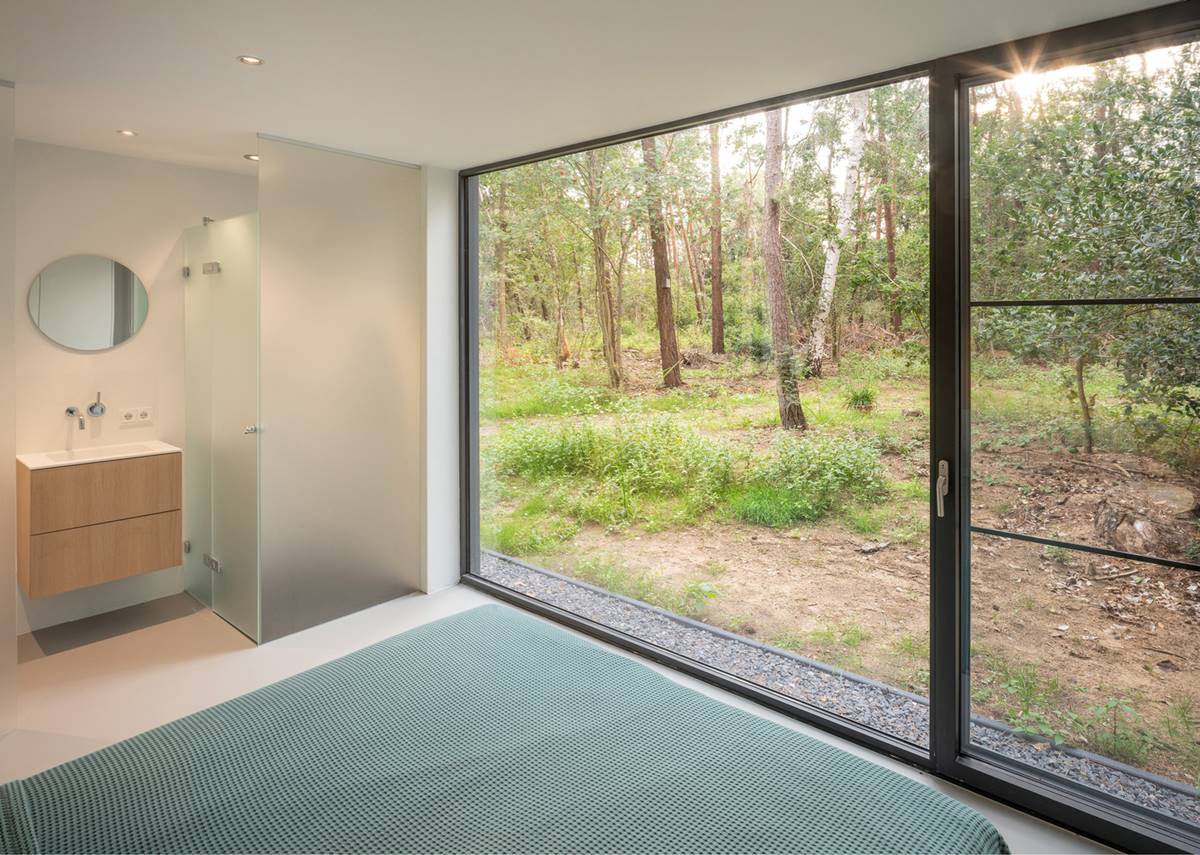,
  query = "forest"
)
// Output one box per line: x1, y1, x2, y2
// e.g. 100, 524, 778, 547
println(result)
476, 47, 1200, 796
